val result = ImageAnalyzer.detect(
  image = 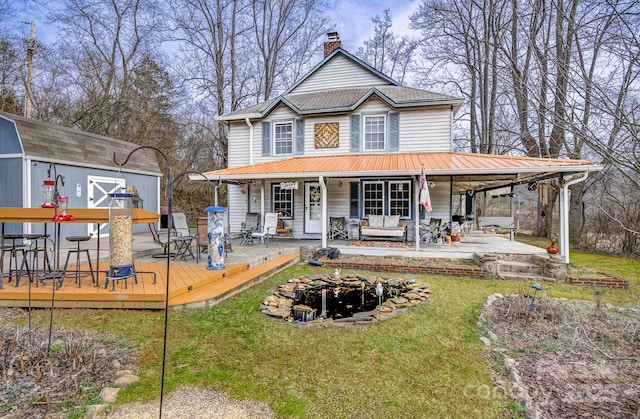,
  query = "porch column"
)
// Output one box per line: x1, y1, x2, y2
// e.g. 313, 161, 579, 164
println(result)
558, 176, 569, 265
260, 179, 266, 244
510, 185, 515, 241
415, 176, 421, 251
319, 176, 327, 248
